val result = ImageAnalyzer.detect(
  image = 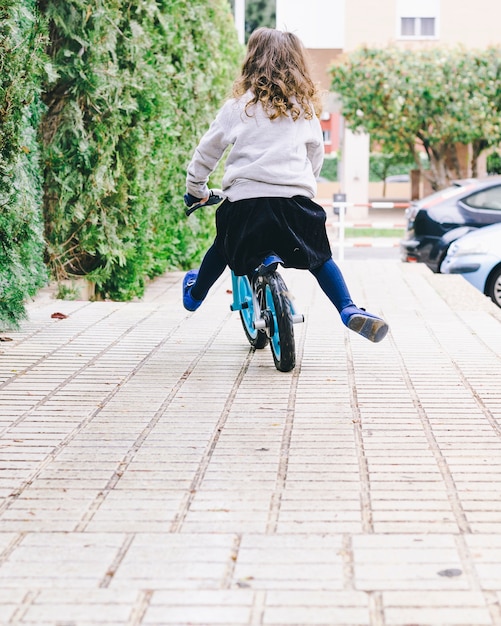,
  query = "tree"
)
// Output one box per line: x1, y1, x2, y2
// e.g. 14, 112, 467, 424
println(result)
228, 0, 276, 41
245, 0, 275, 41
330, 46, 501, 190
369, 151, 416, 196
